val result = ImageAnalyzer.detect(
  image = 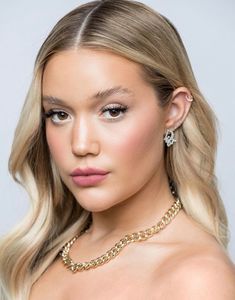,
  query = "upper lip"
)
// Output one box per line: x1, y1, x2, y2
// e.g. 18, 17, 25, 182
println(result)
70, 167, 109, 176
